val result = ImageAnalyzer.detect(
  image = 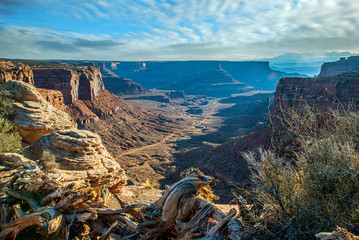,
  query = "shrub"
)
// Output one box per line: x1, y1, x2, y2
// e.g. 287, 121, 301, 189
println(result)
0, 89, 14, 119
0, 117, 21, 153
0, 89, 21, 153
243, 106, 359, 239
